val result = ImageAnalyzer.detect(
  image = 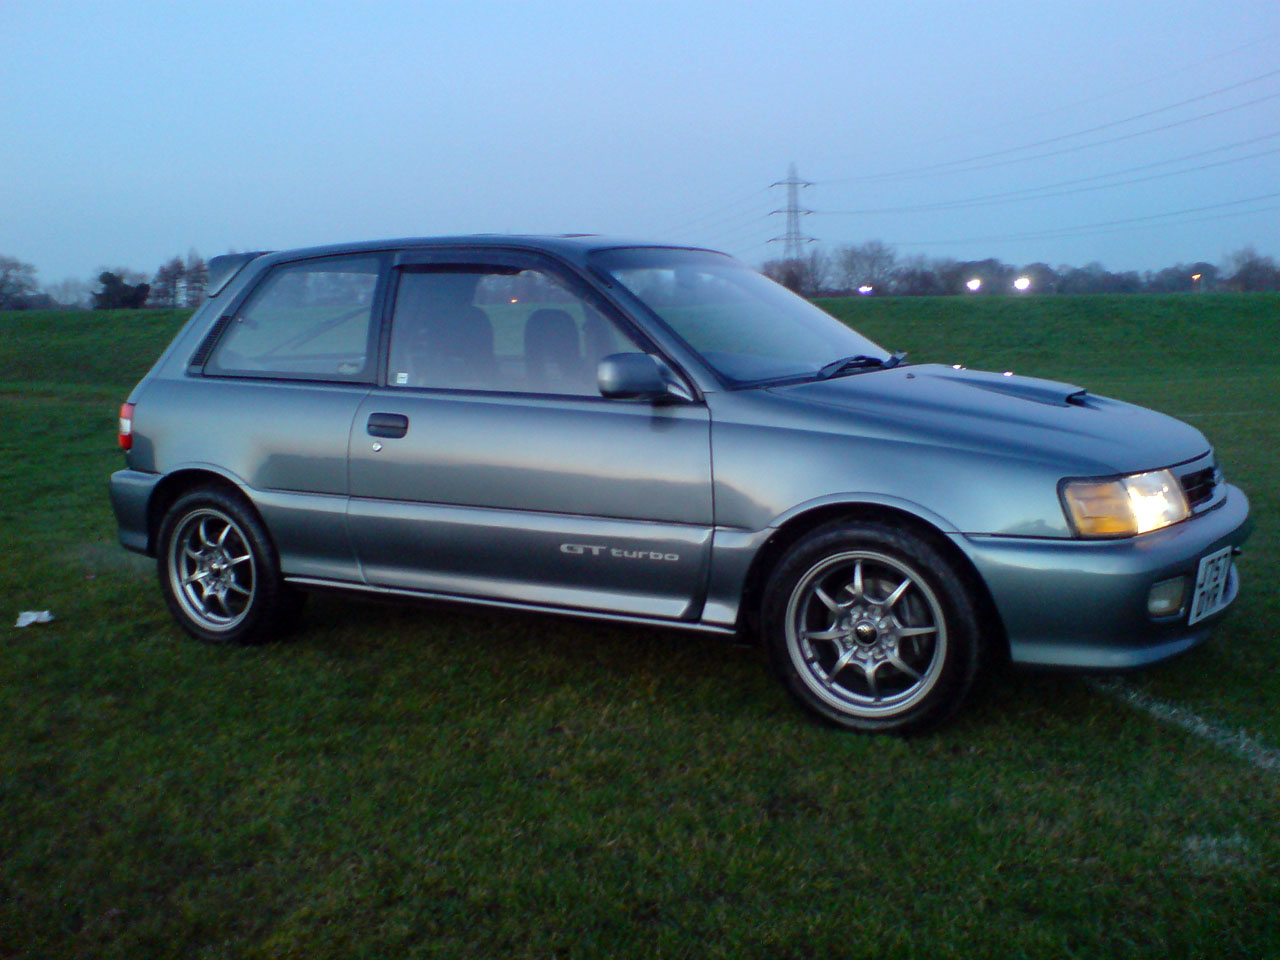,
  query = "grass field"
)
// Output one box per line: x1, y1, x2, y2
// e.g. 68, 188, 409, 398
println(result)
1, 296, 1278, 958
